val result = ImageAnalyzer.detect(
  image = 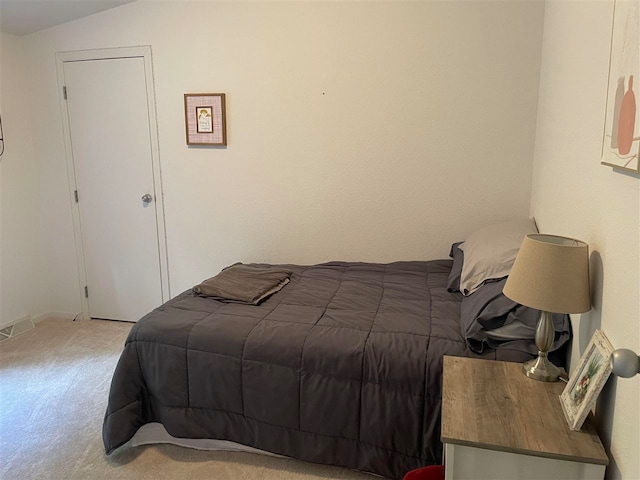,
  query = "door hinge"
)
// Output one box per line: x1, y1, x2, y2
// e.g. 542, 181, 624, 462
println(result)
84, 286, 89, 298
74, 190, 79, 203
63, 86, 67, 100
